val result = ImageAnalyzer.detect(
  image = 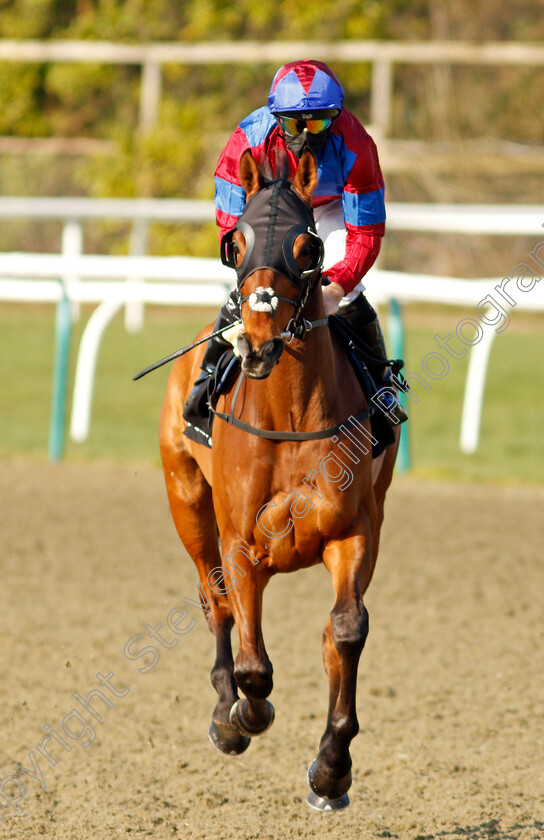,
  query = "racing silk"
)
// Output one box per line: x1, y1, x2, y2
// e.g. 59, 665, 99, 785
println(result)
214, 106, 386, 294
